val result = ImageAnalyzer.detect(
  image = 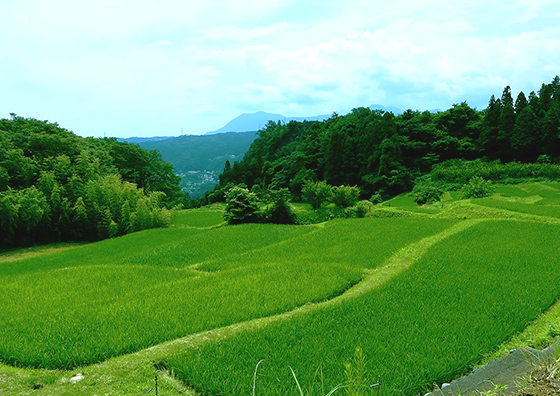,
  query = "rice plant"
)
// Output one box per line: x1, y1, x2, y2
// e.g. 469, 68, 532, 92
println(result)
166, 220, 560, 396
